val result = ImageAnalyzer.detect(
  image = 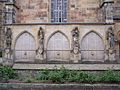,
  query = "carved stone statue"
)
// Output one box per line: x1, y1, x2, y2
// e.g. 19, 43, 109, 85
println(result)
105, 26, 116, 61
36, 27, 44, 60
71, 27, 80, 54
6, 28, 12, 49
5, 28, 12, 59
106, 26, 115, 49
